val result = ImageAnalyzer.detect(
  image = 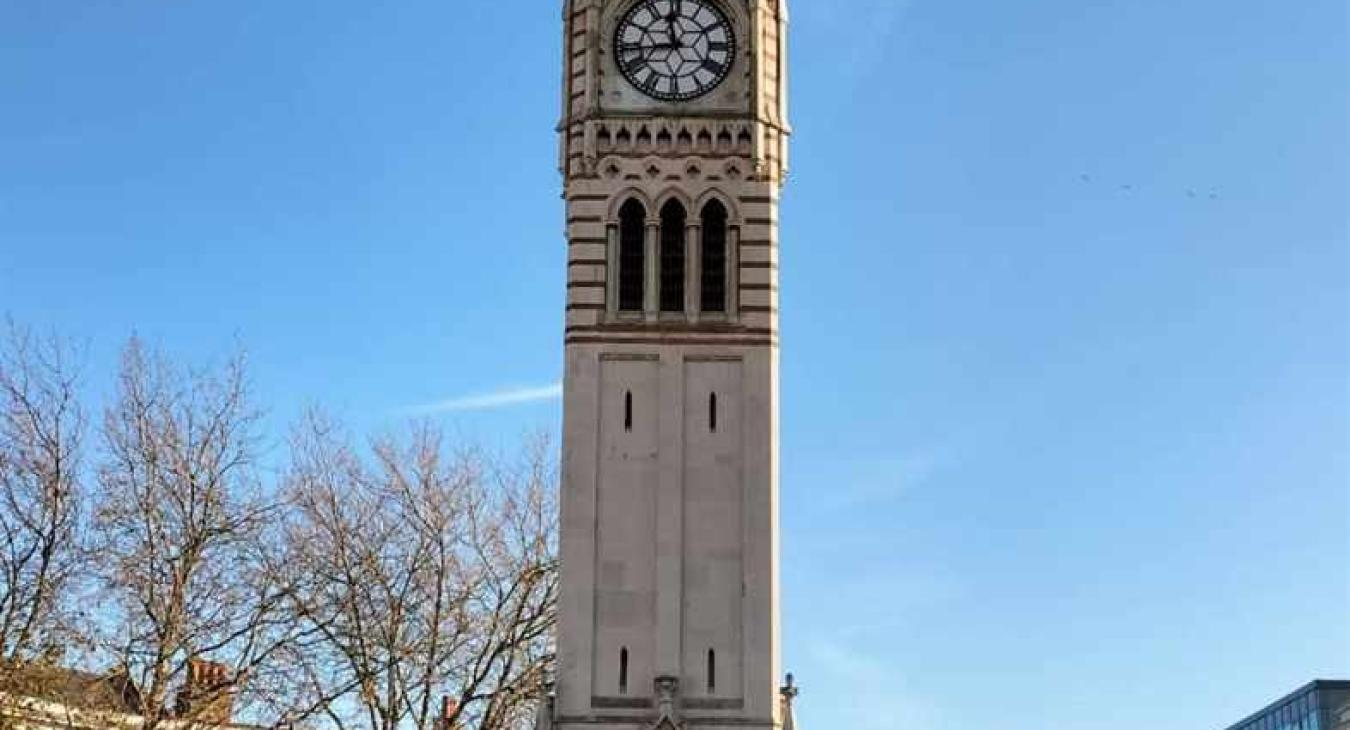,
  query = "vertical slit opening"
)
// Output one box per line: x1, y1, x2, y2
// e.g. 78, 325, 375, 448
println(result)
710, 392, 718, 433
620, 648, 629, 695
624, 391, 633, 432
707, 649, 716, 693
